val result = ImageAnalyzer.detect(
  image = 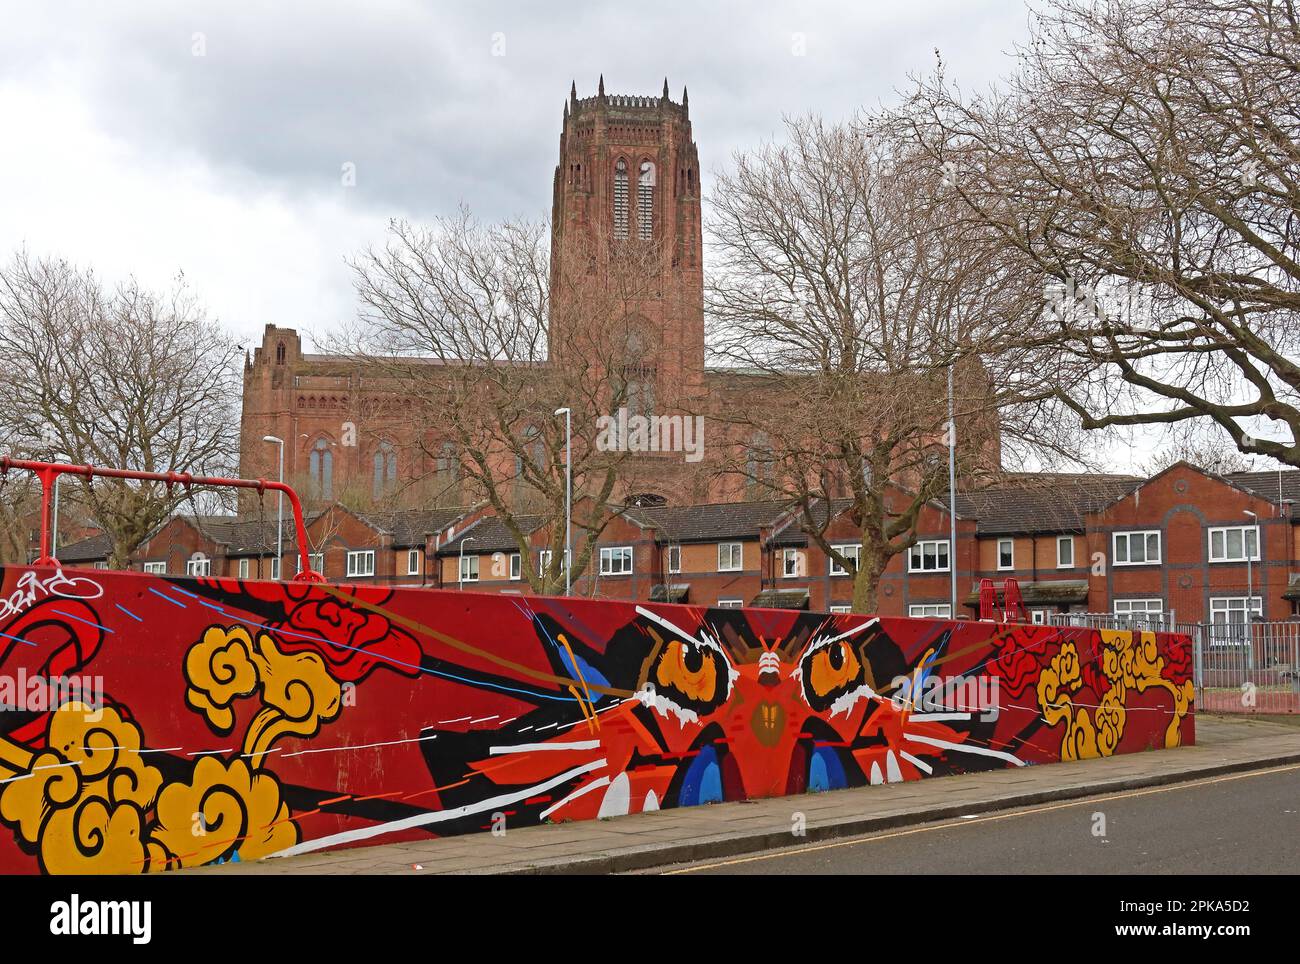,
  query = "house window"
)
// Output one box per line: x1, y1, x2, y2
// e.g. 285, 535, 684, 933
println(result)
717, 599, 743, 609
296, 553, 324, 574
93, 561, 109, 570
270, 558, 281, 580
1113, 530, 1161, 565
407, 548, 421, 575
143, 561, 166, 575
909, 604, 953, 619
459, 555, 479, 583
238, 558, 250, 579
718, 543, 742, 572
666, 545, 681, 574
782, 548, 804, 578
637, 161, 655, 240
1057, 536, 1074, 568
1208, 596, 1263, 646
309, 438, 333, 499
1209, 526, 1259, 563
997, 539, 1014, 570
540, 549, 569, 577
373, 442, 398, 499
829, 544, 860, 576
1114, 598, 1163, 624
1030, 609, 1050, 625
600, 546, 633, 576
346, 550, 376, 578
908, 540, 950, 573
829, 605, 852, 614
613, 158, 629, 240
186, 556, 211, 577
510, 553, 521, 580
